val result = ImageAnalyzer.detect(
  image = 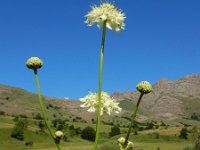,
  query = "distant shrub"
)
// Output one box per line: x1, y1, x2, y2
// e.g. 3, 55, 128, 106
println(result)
25, 141, 33, 146
146, 121, 155, 129
34, 113, 43, 120
11, 127, 24, 140
59, 112, 63, 117
72, 118, 77, 122
81, 126, 95, 141
139, 126, 144, 131
11, 118, 28, 141
57, 123, 64, 131
75, 127, 82, 135
134, 130, 138, 135
48, 104, 53, 108
109, 125, 121, 137
91, 118, 96, 124
76, 116, 82, 120
179, 128, 188, 139
69, 125, 74, 130
160, 121, 166, 126
38, 120, 46, 132
13, 116, 19, 122
14, 117, 28, 129
0, 111, 5, 115
191, 113, 199, 121
52, 119, 58, 128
